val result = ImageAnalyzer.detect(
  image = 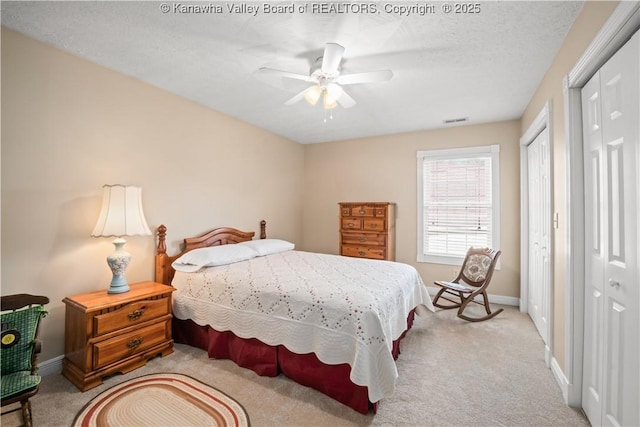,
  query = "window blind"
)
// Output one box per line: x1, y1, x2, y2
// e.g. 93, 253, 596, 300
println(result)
422, 156, 493, 256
